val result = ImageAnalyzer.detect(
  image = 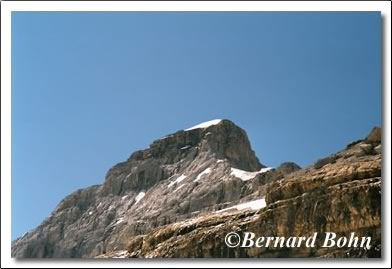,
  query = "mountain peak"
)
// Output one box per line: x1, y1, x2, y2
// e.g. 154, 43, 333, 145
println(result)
132, 119, 262, 169
100, 119, 262, 196
11, 122, 381, 258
